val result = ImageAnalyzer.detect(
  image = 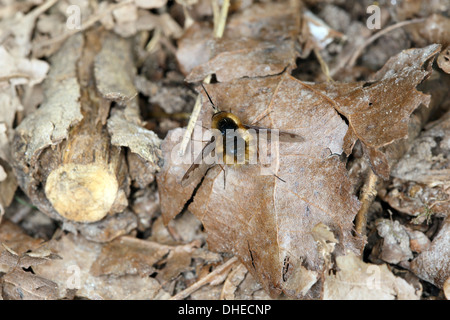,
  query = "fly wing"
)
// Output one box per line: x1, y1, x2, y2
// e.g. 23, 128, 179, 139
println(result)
181, 137, 217, 187
242, 124, 304, 143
